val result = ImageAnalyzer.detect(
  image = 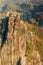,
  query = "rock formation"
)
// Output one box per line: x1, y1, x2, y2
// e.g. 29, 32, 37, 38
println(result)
0, 13, 43, 65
